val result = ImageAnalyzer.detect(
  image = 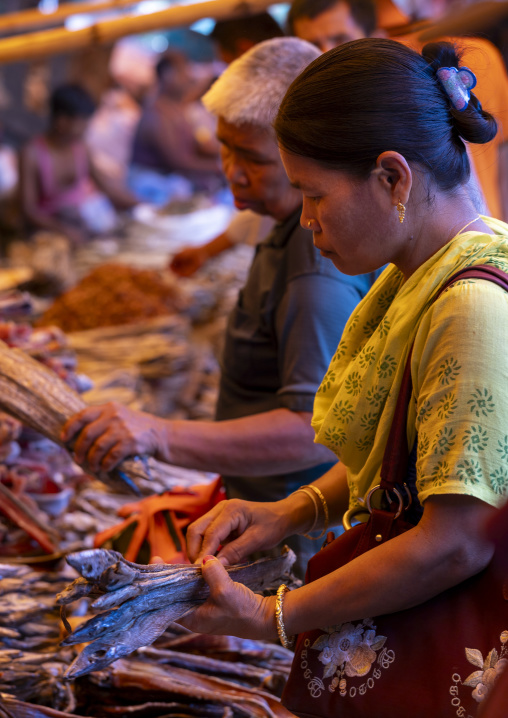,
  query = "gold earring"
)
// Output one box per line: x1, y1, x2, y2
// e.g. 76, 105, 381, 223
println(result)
307, 220, 312, 229
397, 200, 406, 224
